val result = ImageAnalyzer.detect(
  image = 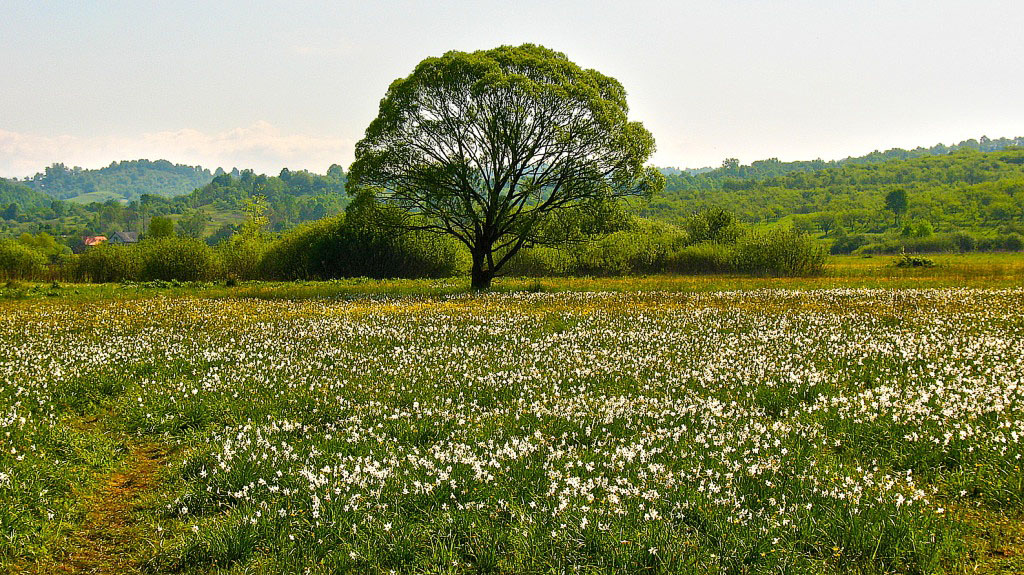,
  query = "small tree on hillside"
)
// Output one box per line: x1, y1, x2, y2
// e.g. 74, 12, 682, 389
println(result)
885, 189, 908, 227
239, 196, 270, 240
813, 213, 836, 237
347, 44, 663, 289
178, 209, 208, 239
220, 195, 270, 280
148, 215, 175, 238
